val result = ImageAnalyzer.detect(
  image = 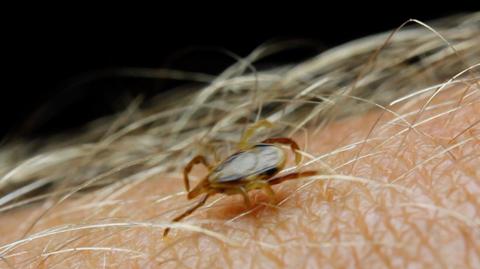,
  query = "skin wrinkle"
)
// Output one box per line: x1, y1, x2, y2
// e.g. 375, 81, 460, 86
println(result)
1, 24, 480, 269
